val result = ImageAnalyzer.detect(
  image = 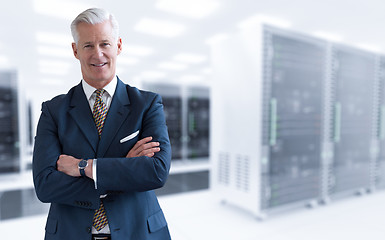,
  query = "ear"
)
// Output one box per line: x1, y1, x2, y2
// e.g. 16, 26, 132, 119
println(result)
117, 37, 122, 56
72, 42, 79, 59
